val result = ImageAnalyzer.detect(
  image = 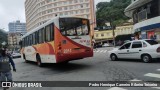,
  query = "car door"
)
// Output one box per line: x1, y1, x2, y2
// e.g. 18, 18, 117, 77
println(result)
117, 42, 131, 59
129, 41, 143, 59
